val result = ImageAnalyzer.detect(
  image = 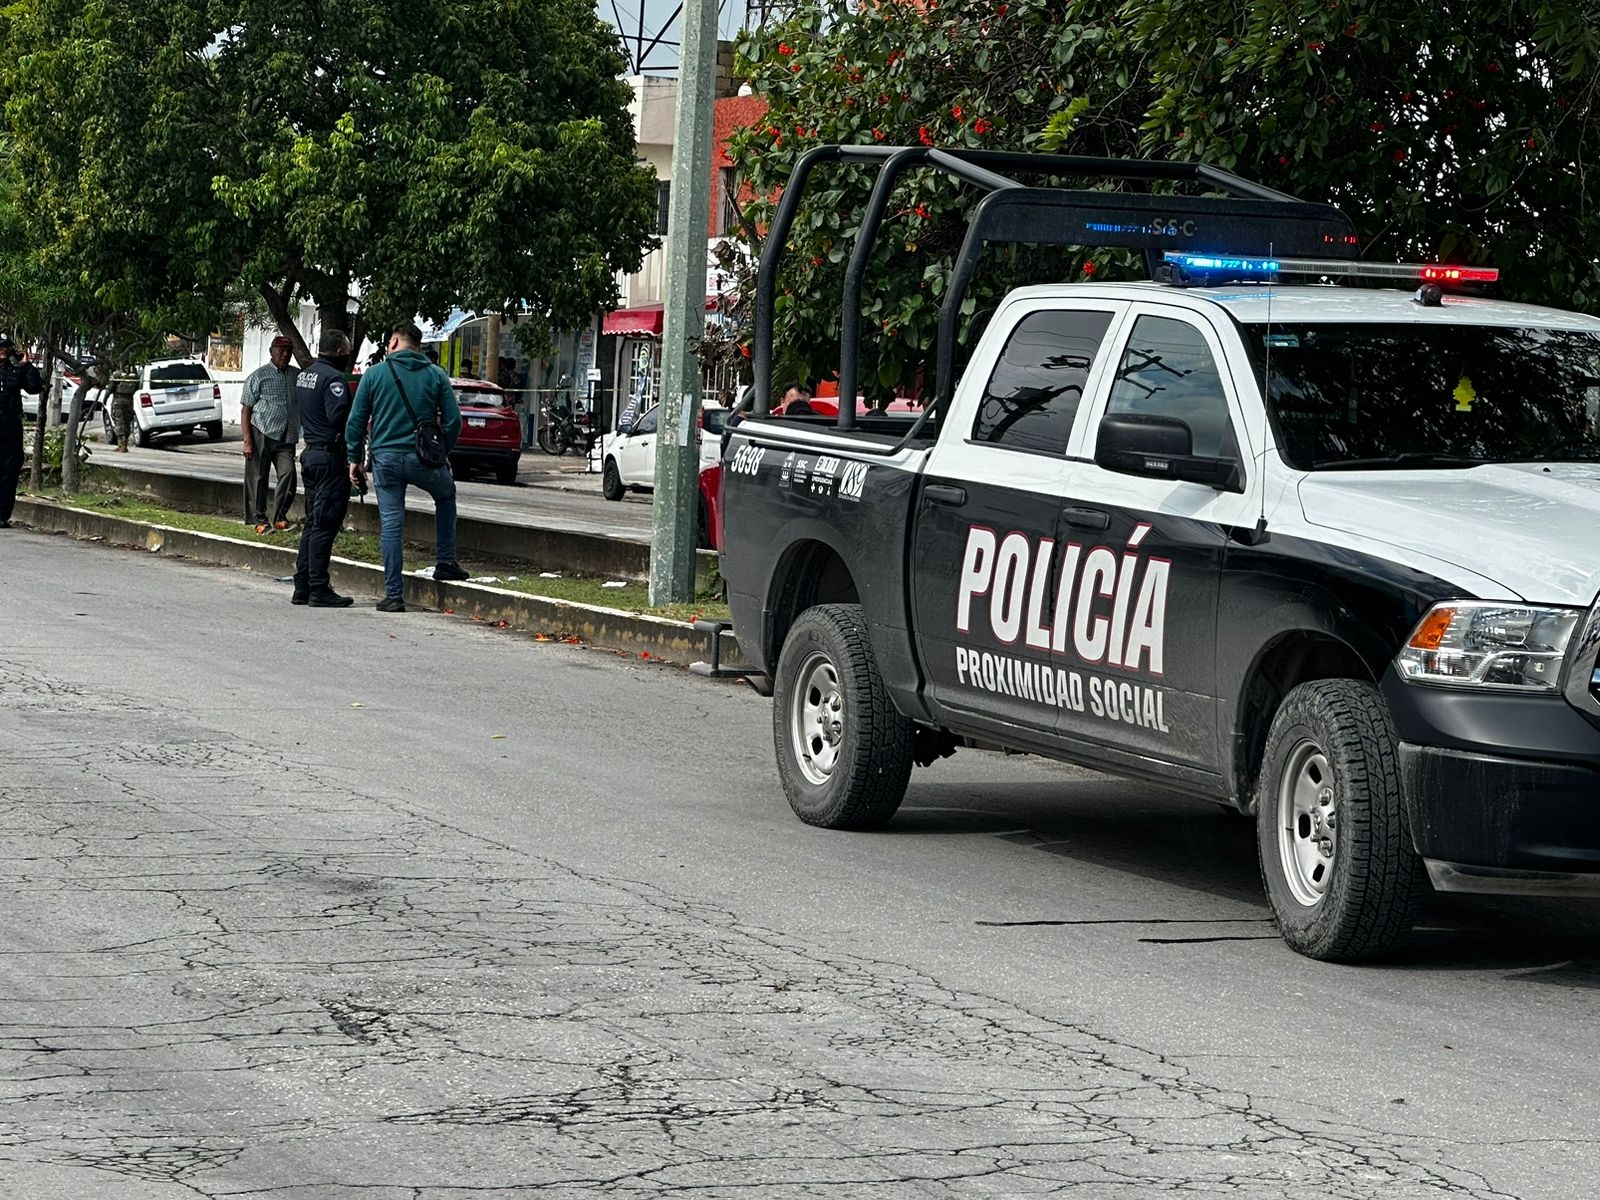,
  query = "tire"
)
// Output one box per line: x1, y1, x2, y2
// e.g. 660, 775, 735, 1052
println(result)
101, 407, 115, 443
134, 421, 153, 448
696, 496, 712, 550
771, 604, 915, 830
1256, 679, 1425, 962
601, 458, 625, 501
205, 420, 223, 442
494, 461, 518, 485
